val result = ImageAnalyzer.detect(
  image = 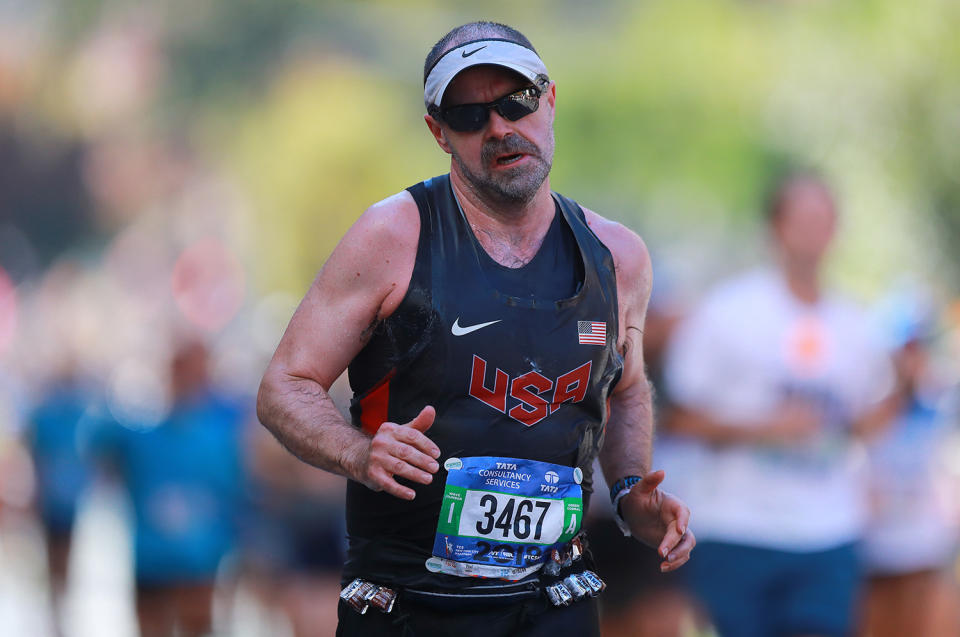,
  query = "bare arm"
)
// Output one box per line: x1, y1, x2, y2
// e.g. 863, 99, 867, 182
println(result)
586, 210, 694, 572
256, 192, 440, 500
666, 403, 821, 446
849, 390, 900, 440
666, 396, 894, 446
588, 212, 655, 483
